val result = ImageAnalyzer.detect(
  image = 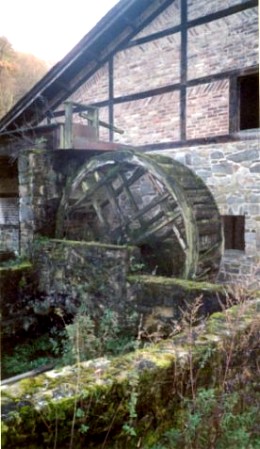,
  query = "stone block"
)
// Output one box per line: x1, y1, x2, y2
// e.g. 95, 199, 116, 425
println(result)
227, 149, 259, 163
210, 150, 224, 160
212, 162, 233, 175
250, 162, 260, 173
